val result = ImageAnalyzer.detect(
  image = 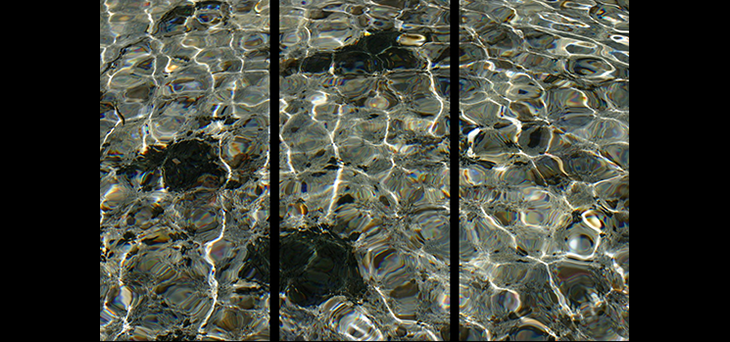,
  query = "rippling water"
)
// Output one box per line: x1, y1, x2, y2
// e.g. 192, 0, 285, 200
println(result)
278, 0, 451, 340
458, 0, 628, 340
100, 1, 271, 340
100, 0, 627, 340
